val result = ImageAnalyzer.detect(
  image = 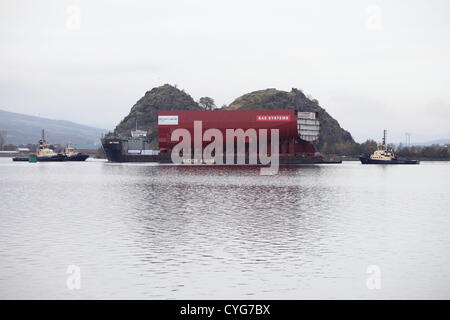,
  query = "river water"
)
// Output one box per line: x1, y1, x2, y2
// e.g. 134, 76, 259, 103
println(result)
0, 158, 449, 299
